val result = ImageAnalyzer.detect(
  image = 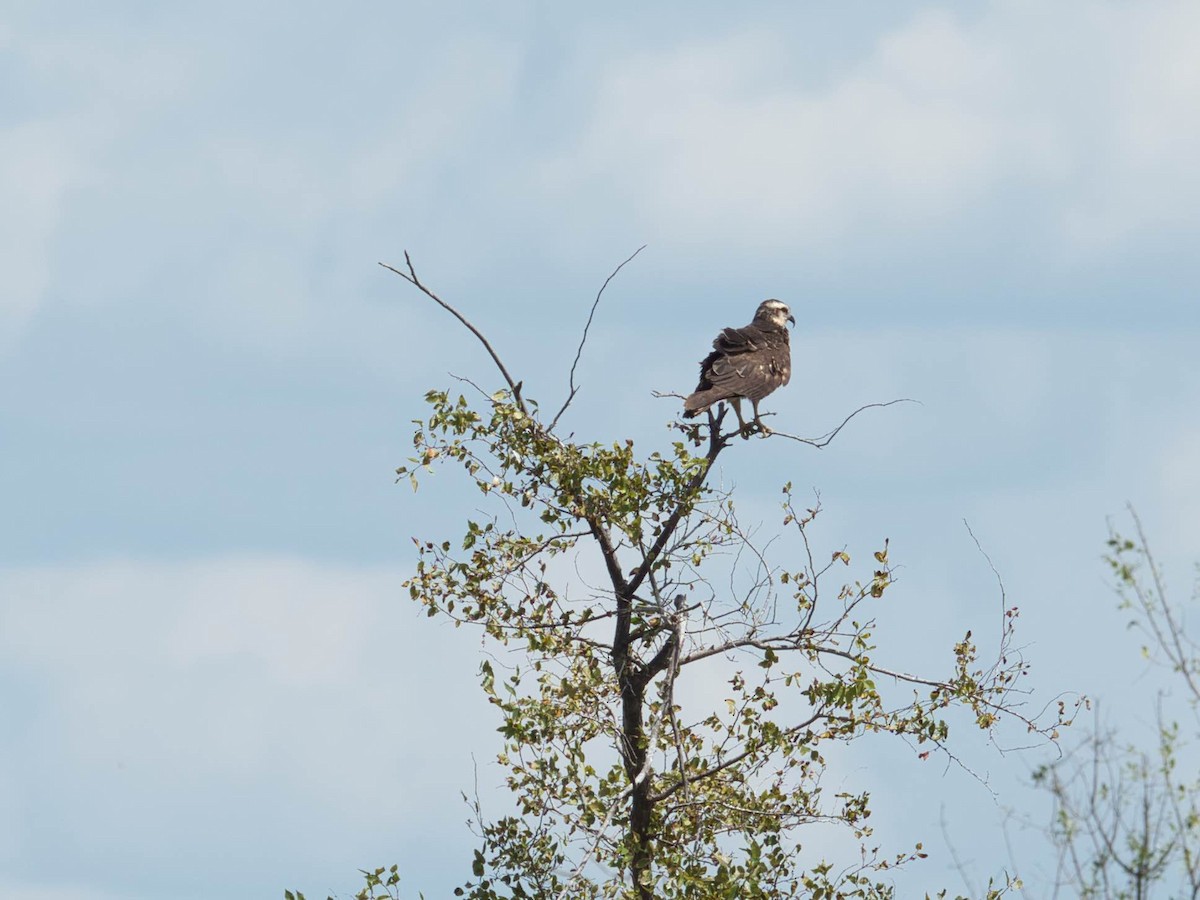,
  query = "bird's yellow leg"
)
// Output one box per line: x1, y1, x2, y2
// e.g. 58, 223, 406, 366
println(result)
729, 398, 752, 438
751, 399, 771, 435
